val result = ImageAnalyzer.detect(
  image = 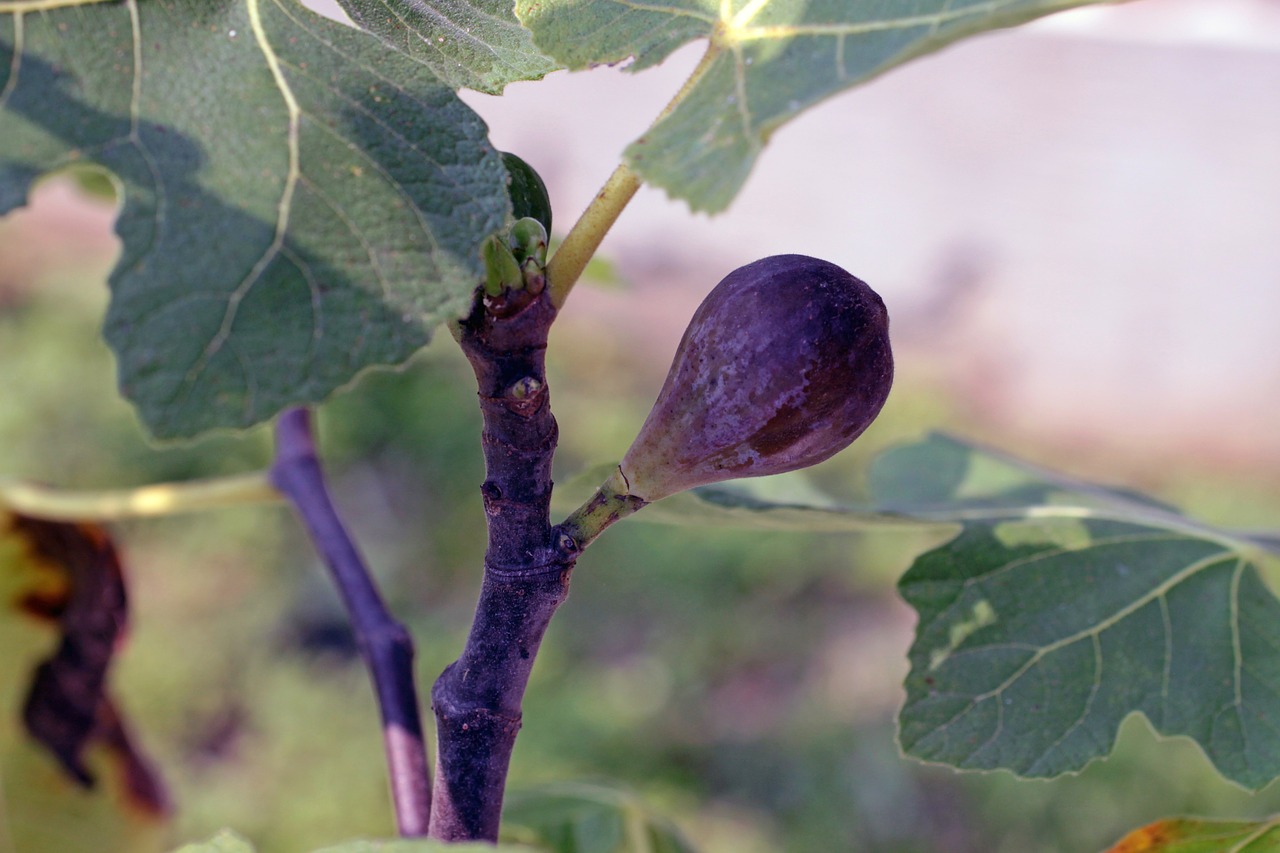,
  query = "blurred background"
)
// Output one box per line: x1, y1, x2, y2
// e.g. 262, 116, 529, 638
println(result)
2, 0, 1280, 850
